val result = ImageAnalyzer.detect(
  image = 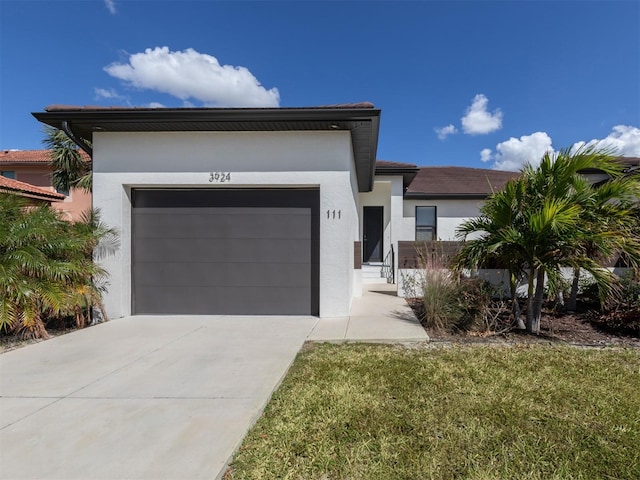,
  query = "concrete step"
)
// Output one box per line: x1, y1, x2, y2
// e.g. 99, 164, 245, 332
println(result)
362, 264, 390, 284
